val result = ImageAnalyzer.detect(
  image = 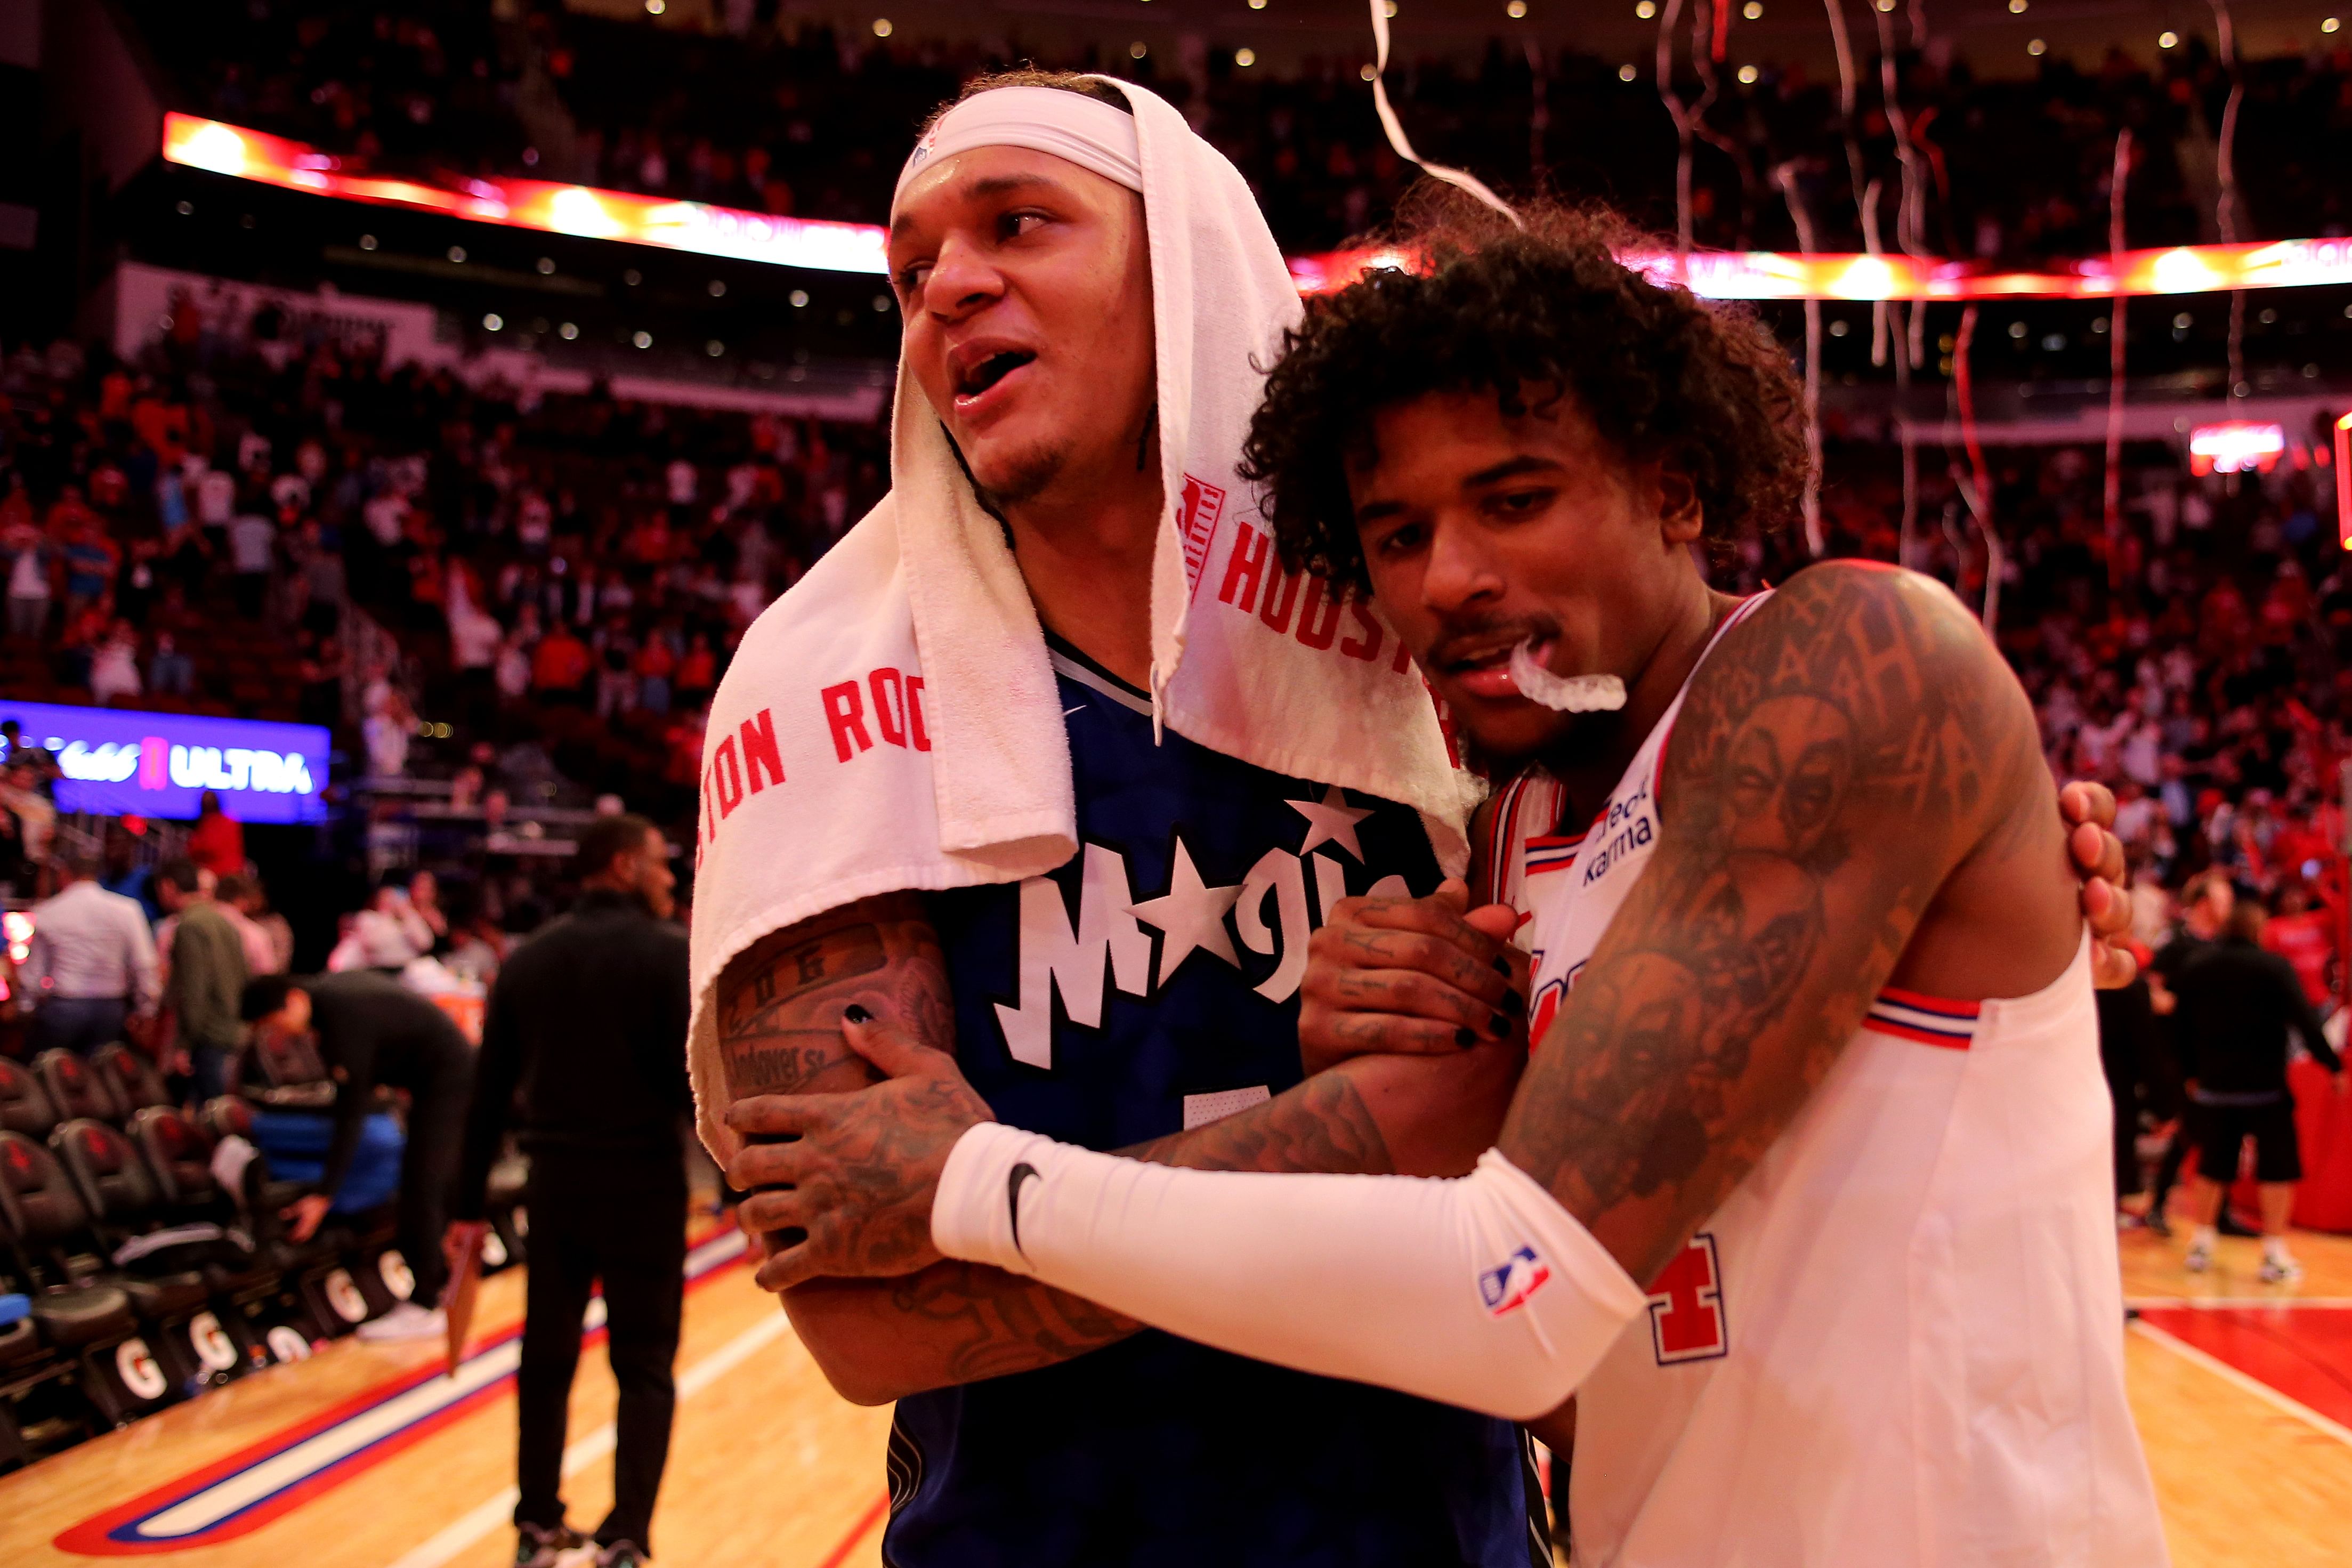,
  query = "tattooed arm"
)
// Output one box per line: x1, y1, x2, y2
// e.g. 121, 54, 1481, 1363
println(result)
1497, 562, 2080, 1290
719, 892, 1521, 1404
